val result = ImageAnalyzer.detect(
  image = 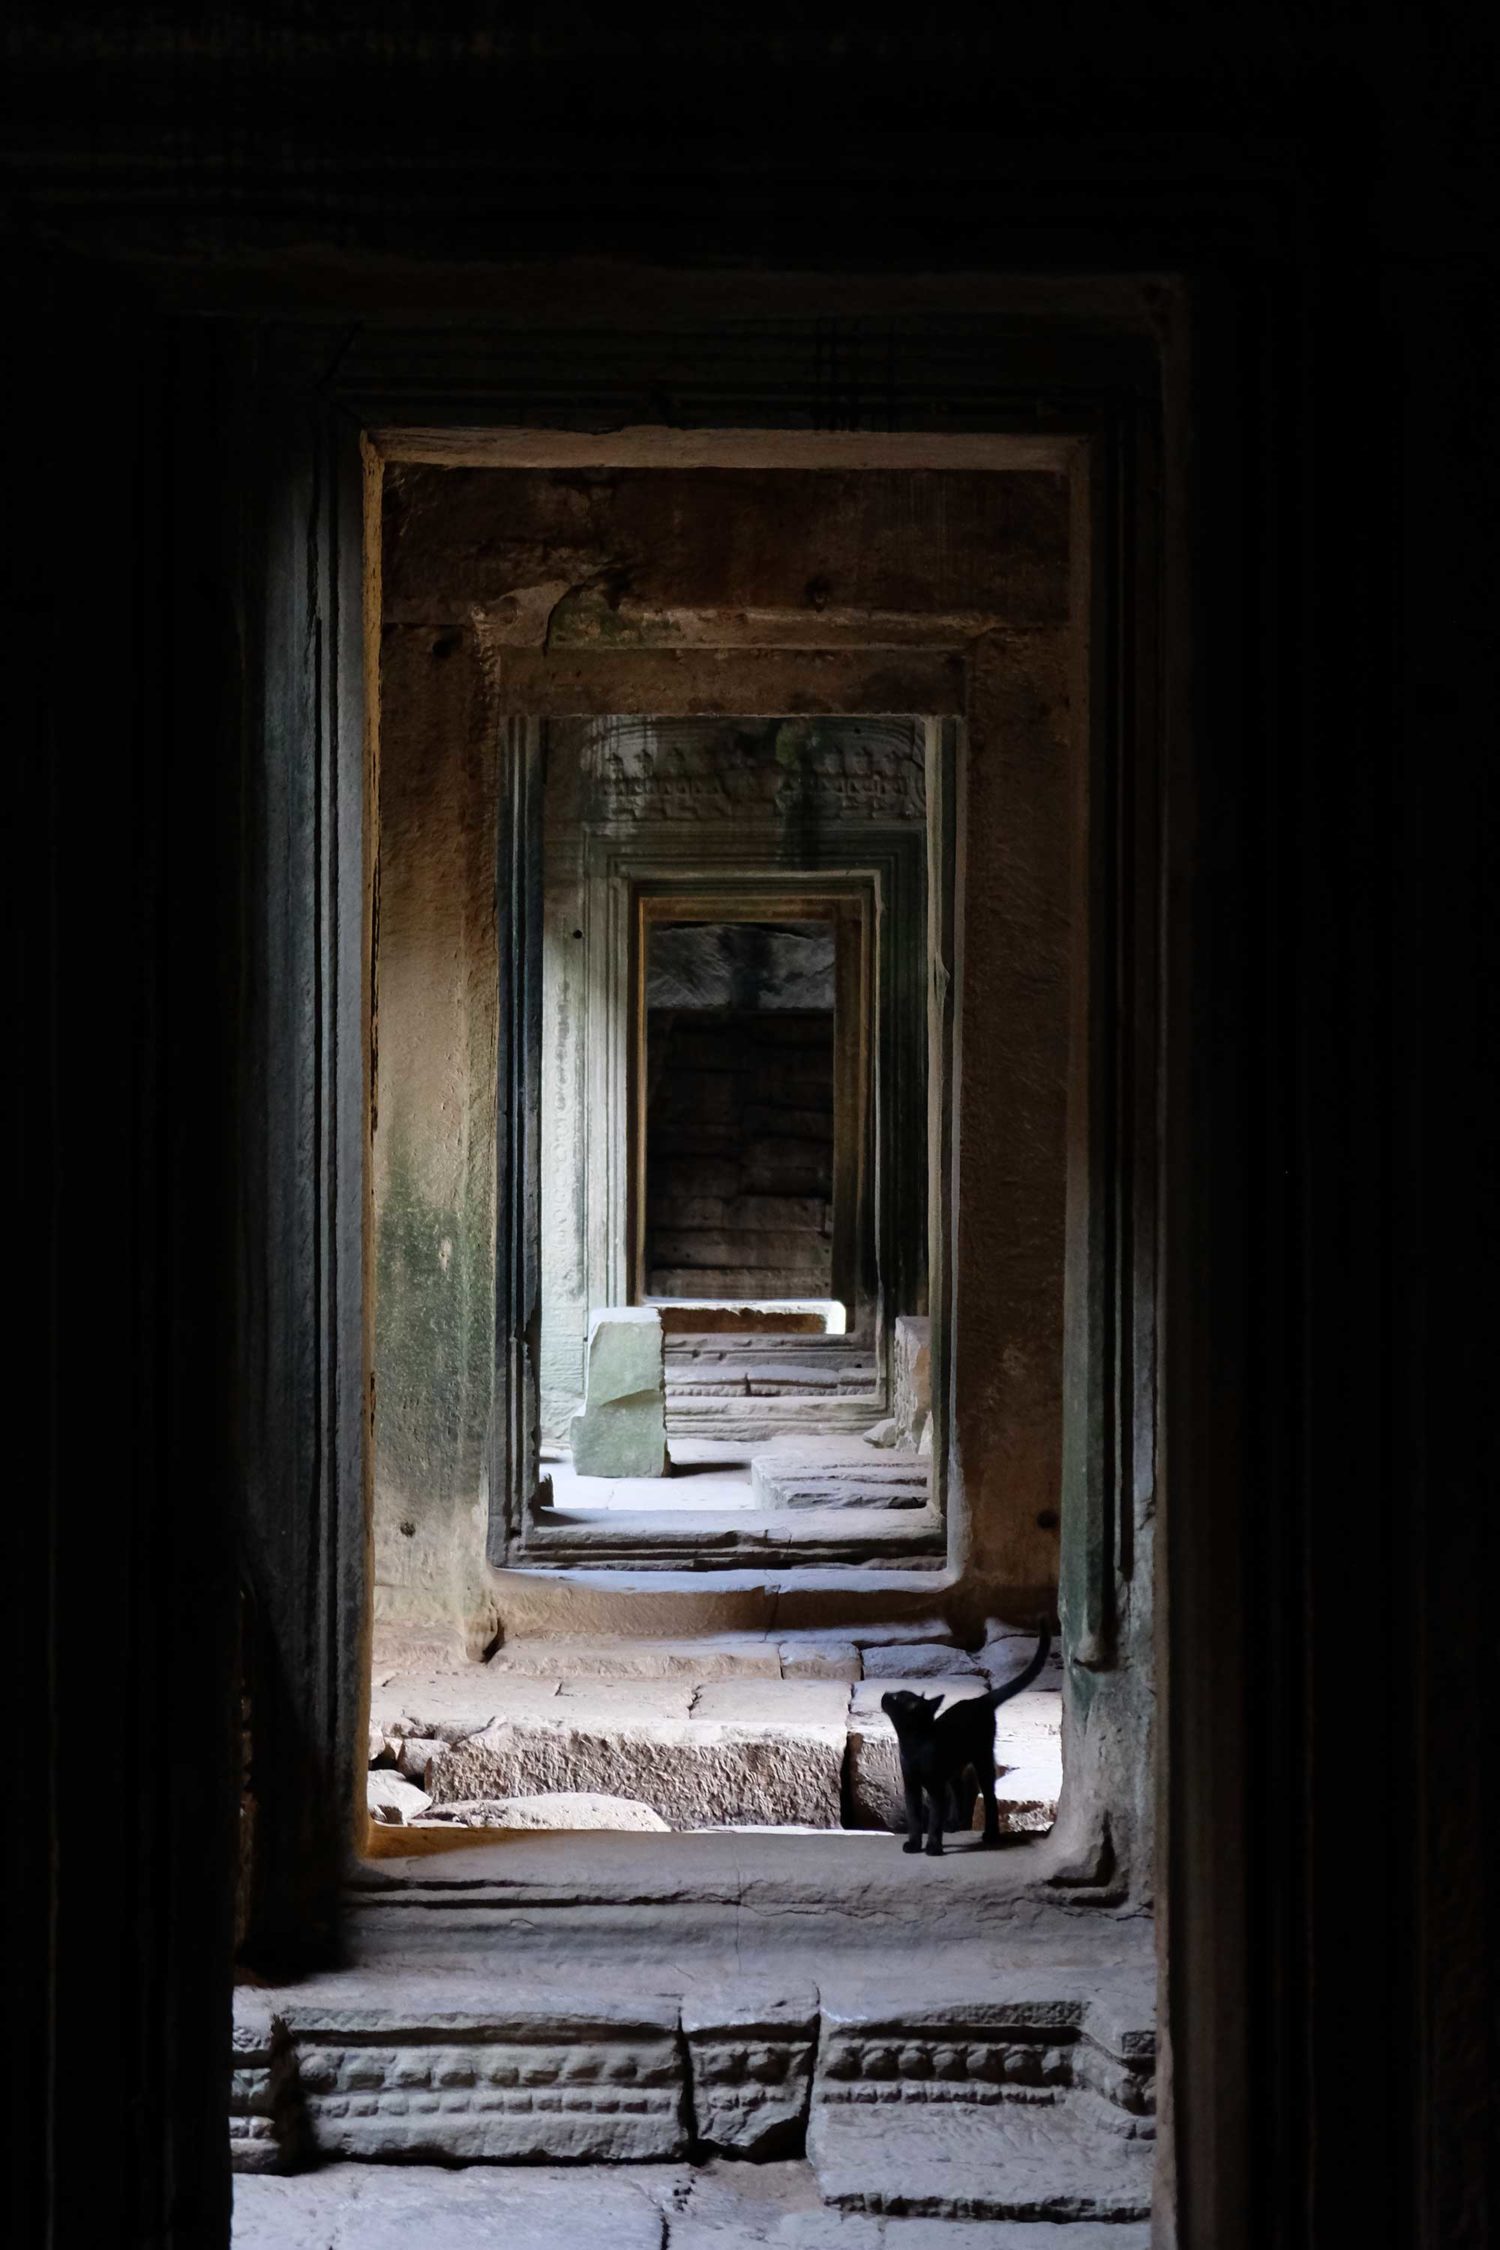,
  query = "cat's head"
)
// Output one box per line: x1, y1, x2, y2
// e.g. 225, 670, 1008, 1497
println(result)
880, 1689, 942, 1737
